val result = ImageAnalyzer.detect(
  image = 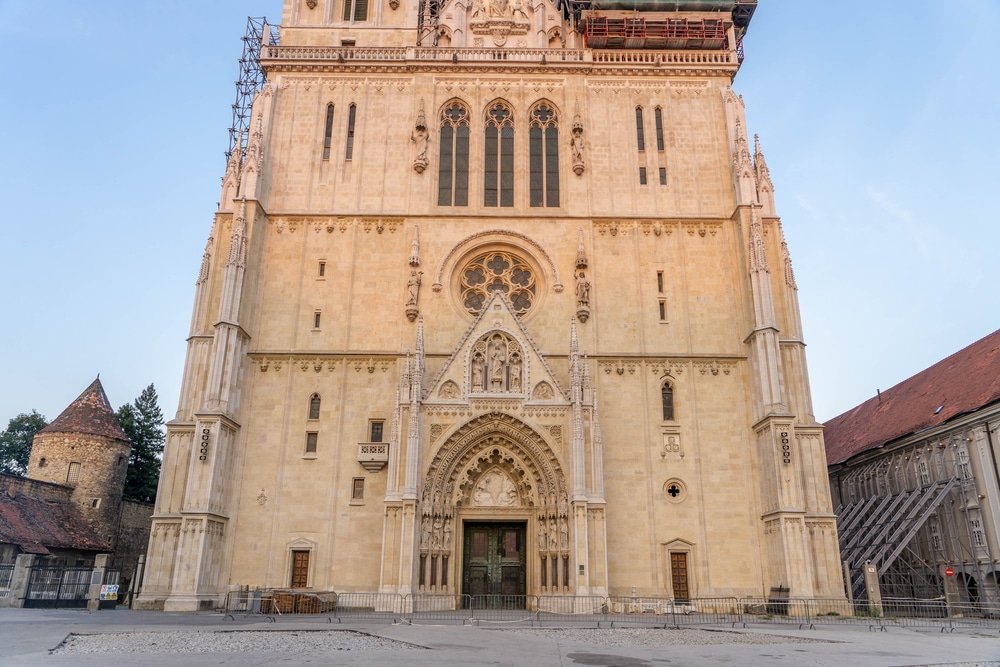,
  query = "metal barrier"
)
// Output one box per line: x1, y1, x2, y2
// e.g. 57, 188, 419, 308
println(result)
24, 566, 91, 608
0, 564, 13, 599
220, 591, 1000, 632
